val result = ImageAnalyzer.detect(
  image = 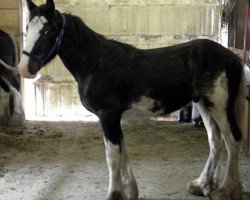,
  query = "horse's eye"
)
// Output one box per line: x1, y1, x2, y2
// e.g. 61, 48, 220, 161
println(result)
40, 30, 49, 36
